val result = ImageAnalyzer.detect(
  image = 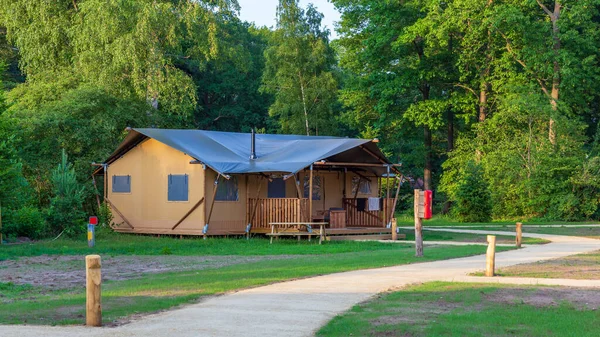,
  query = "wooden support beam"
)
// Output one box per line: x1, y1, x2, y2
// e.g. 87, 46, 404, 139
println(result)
391, 218, 398, 241
387, 175, 403, 226
247, 176, 265, 236
516, 222, 523, 248
414, 189, 423, 257
172, 197, 205, 230
359, 145, 402, 175
486, 235, 496, 277
86, 255, 102, 327
205, 174, 221, 238
309, 164, 314, 221
293, 174, 303, 199
350, 170, 372, 182
91, 174, 102, 210
313, 161, 402, 168
104, 197, 134, 229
